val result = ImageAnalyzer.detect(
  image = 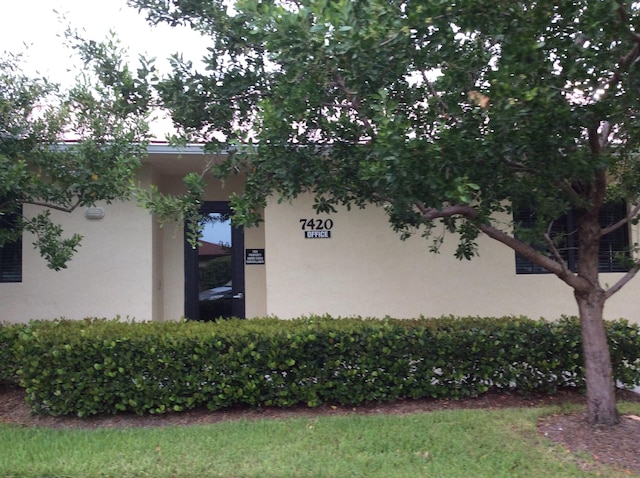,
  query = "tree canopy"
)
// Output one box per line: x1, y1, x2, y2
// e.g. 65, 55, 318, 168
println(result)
129, 0, 640, 425
0, 35, 151, 270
